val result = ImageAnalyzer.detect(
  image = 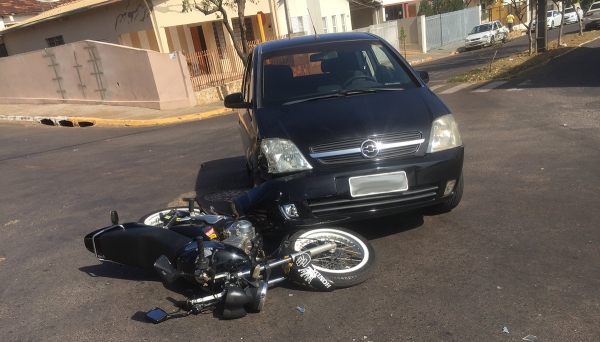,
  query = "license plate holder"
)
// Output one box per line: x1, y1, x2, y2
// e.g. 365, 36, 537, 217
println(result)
349, 171, 408, 197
